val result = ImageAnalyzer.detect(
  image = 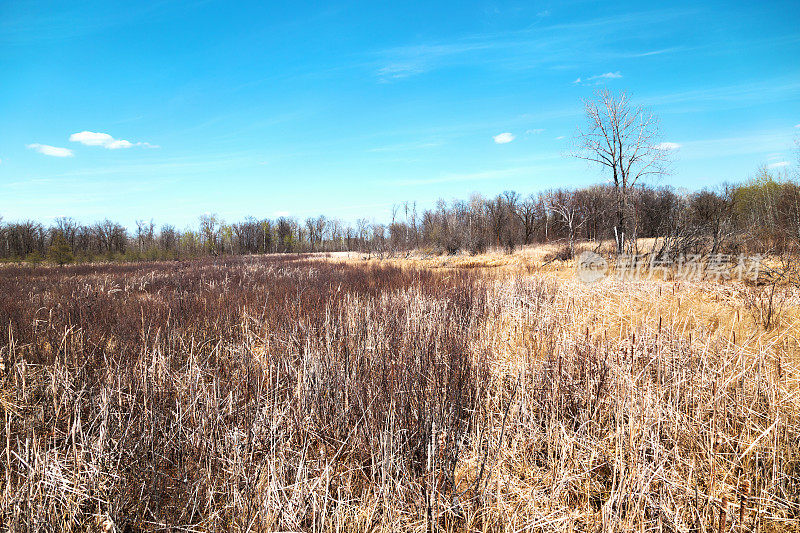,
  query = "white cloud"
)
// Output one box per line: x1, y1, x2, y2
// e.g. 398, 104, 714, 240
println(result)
573, 72, 622, 86
767, 161, 789, 169
378, 63, 427, 80
555, 135, 566, 140
656, 142, 681, 150
589, 71, 623, 80
69, 131, 153, 149
26, 143, 74, 157
493, 132, 515, 144
69, 131, 114, 146
106, 139, 132, 149
525, 128, 545, 135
